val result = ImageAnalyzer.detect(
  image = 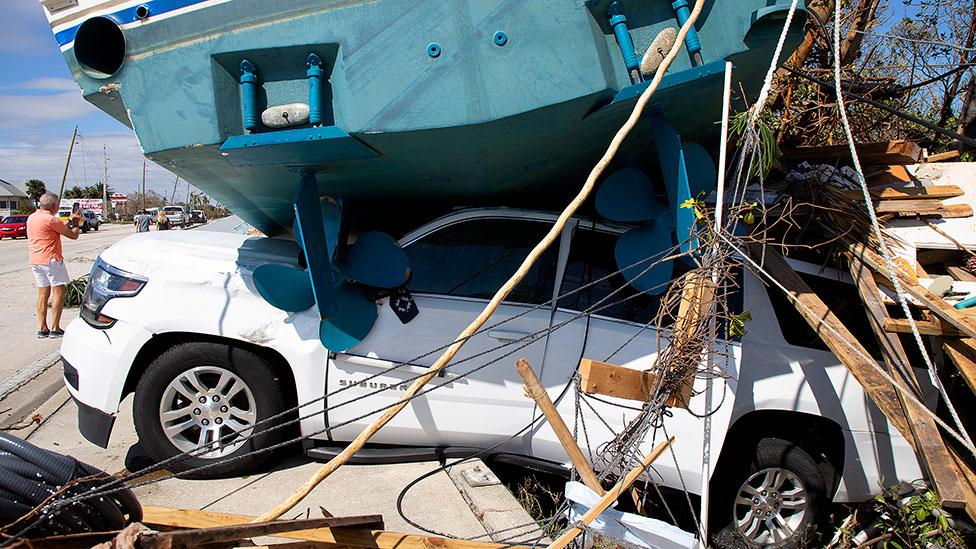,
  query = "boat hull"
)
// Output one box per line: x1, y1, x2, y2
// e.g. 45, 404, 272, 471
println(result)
44, 0, 806, 234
